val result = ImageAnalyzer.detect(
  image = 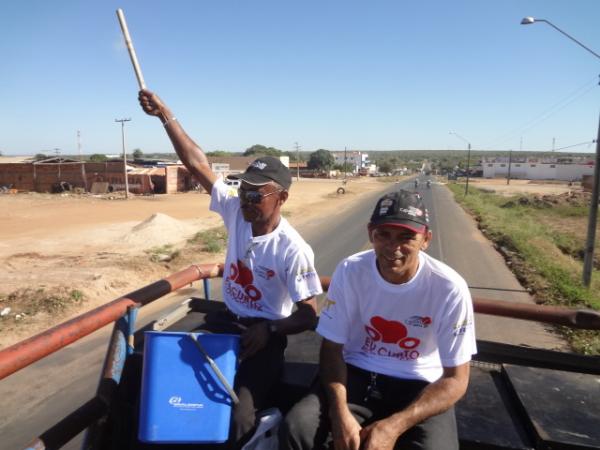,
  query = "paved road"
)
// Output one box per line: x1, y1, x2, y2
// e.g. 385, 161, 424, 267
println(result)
0, 178, 566, 449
